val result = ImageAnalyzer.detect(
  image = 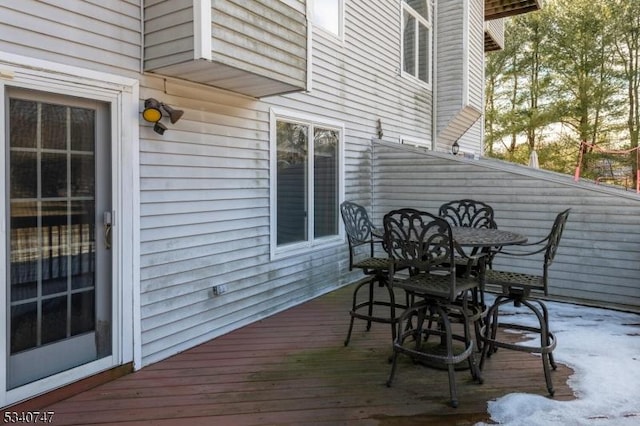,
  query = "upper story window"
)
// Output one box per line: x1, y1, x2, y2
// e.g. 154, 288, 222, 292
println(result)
312, 0, 344, 38
270, 109, 344, 258
402, 0, 432, 86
